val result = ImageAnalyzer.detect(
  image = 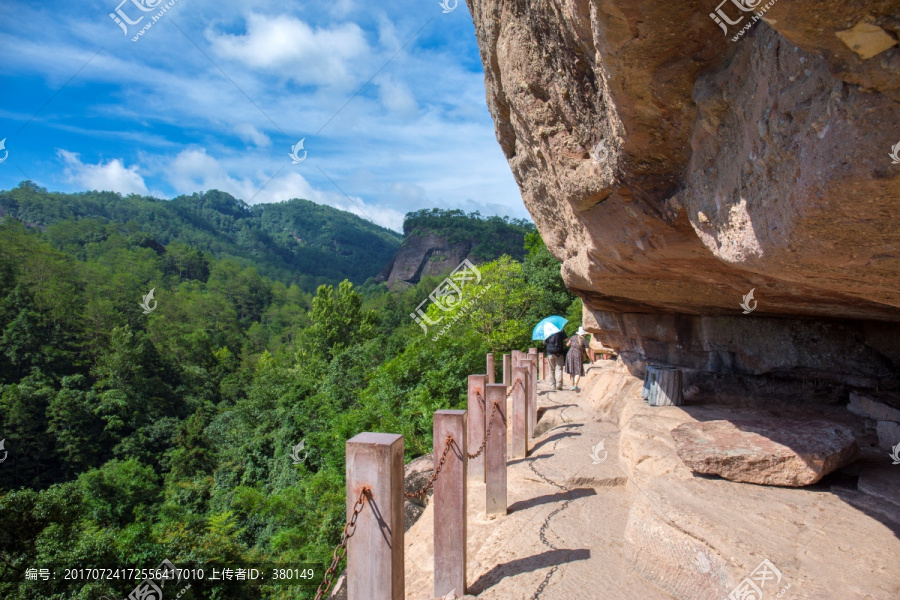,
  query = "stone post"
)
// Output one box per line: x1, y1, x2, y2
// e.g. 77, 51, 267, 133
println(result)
484, 383, 507, 516
528, 355, 538, 436
433, 410, 467, 598
538, 351, 545, 380
514, 356, 530, 438
519, 355, 537, 438
467, 375, 487, 482
486, 353, 495, 384
510, 366, 529, 459
346, 433, 404, 600
502, 354, 511, 386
